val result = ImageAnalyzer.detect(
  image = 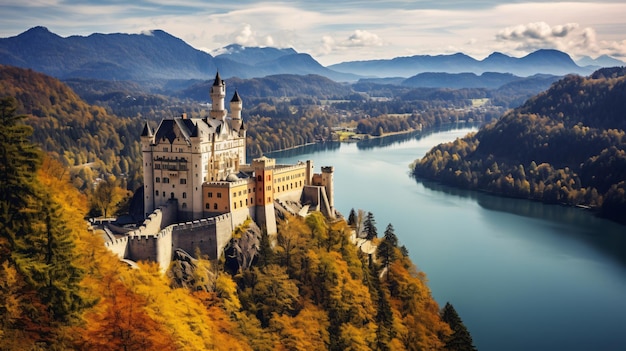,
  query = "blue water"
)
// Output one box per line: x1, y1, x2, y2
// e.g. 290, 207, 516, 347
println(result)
269, 127, 626, 351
